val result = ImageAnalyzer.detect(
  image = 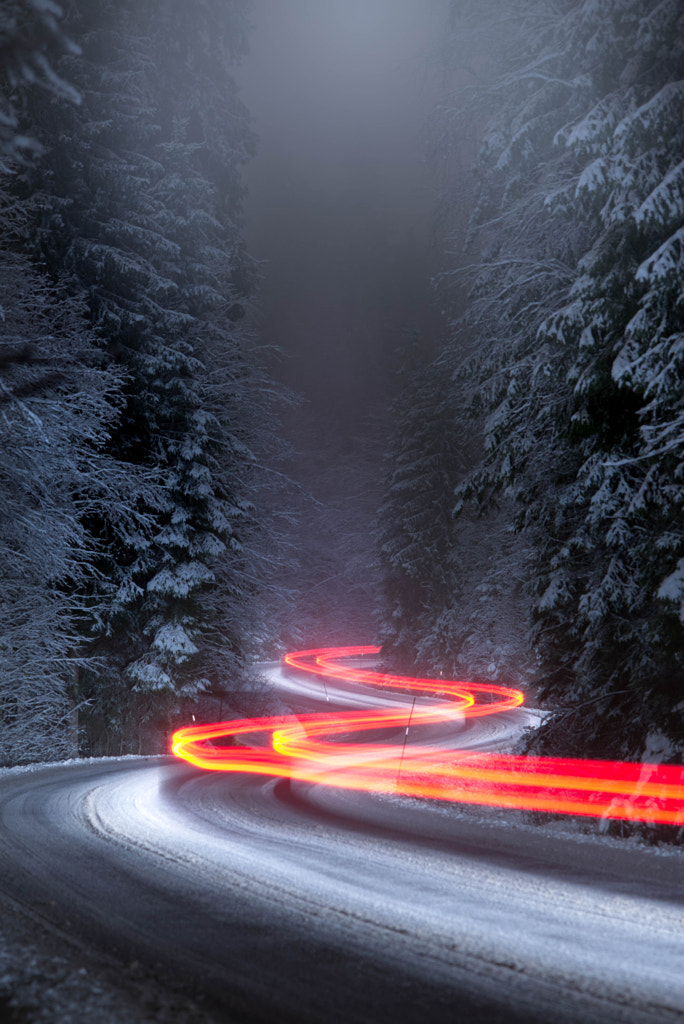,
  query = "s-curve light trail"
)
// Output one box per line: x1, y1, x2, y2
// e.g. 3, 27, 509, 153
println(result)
172, 645, 684, 826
